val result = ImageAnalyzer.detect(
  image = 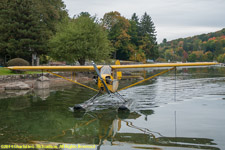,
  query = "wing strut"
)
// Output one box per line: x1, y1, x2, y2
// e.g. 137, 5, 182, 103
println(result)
118, 67, 175, 92
47, 71, 99, 92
